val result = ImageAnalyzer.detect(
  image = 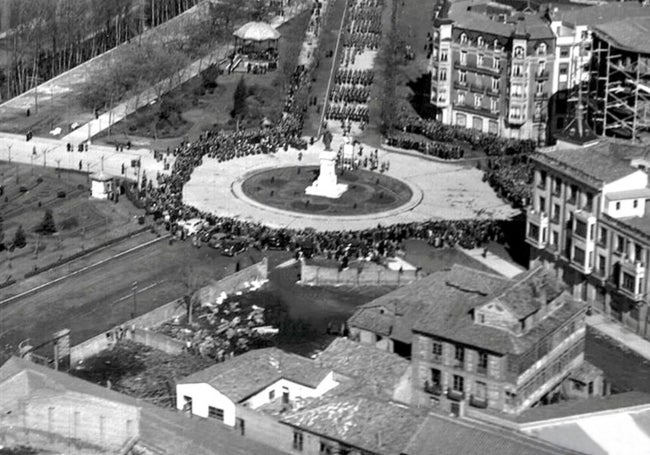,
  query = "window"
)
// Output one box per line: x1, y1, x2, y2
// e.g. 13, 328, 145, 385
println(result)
616, 201, 621, 211
585, 193, 593, 212
514, 46, 525, 59
460, 51, 467, 65
510, 106, 522, 119
537, 43, 547, 55
478, 352, 488, 373
460, 33, 468, 44
293, 431, 304, 451
635, 244, 643, 261
598, 255, 606, 276
453, 374, 465, 392
477, 36, 484, 47
539, 196, 546, 212
439, 69, 447, 81
454, 345, 464, 367
617, 235, 625, 253
552, 203, 560, 222
513, 64, 523, 77
538, 61, 546, 76
458, 92, 466, 104
432, 341, 443, 358
560, 47, 570, 58
431, 368, 442, 386
493, 39, 500, 51
536, 81, 544, 95
440, 50, 448, 61
622, 272, 636, 293
474, 95, 482, 108
208, 406, 224, 421
493, 57, 501, 70
528, 223, 539, 240
588, 381, 594, 395
456, 112, 467, 126
477, 54, 484, 66
574, 246, 586, 265
490, 98, 499, 112
559, 63, 568, 75
475, 381, 487, 399
459, 71, 467, 84
552, 231, 559, 247
634, 199, 639, 208
492, 77, 500, 91
269, 389, 276, 400
568, 185, 578, 204
574, 219, 587, 238
596, 227, 606, 246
